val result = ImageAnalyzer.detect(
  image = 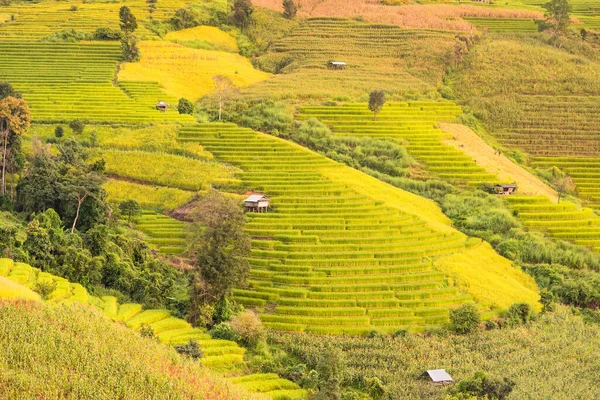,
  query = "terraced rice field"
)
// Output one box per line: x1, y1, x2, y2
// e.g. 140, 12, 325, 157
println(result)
0, 41, 193, 123
531, 158, 600, 208
174, 122, 543, 334
463, 17, 538, 31
496, 96, 600, 157
244, 18, 456, 100
506, 196, 600, 251
299, 102, 504, 187
135, 211, 188, 255
0, 258, 306, 399
0, 0, 189, 40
